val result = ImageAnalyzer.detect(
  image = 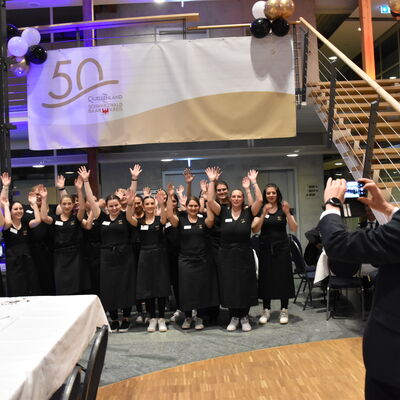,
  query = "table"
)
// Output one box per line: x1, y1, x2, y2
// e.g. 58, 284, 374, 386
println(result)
0, 295, 108, 400
314, 250, 378, 284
